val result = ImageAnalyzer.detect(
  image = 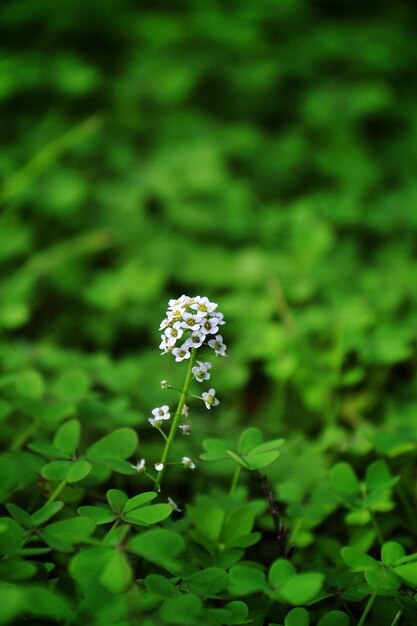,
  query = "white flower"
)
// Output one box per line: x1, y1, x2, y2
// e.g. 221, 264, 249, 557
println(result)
182, 456, 196, 470
192, 360, 212, 382
212, 311, 225, 325
182, 404, 189, 417
160, 379, 170, 389
181, 312, 205, 331
201, 388, 219, 409
149, 417, 163, 428
172, 346, 191, 362
179, 423, 192, 435
200, 317, 219, 335
155, 462, 164, 471
208, 334, 227, 356
152, 405, 170, 420
167, 497, 182, 512
190, 331, 204, 348
131, 459, 146, 473
190, 296, 218, 314
164, 322, 184, 346
159, 335, 170, 353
